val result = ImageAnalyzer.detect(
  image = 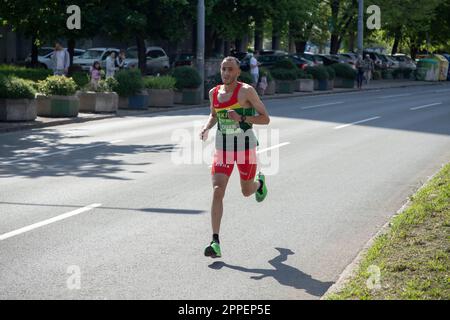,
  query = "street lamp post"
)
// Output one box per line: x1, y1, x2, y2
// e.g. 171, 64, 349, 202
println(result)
357, 0, 364, 55
197, 0, 205, 100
